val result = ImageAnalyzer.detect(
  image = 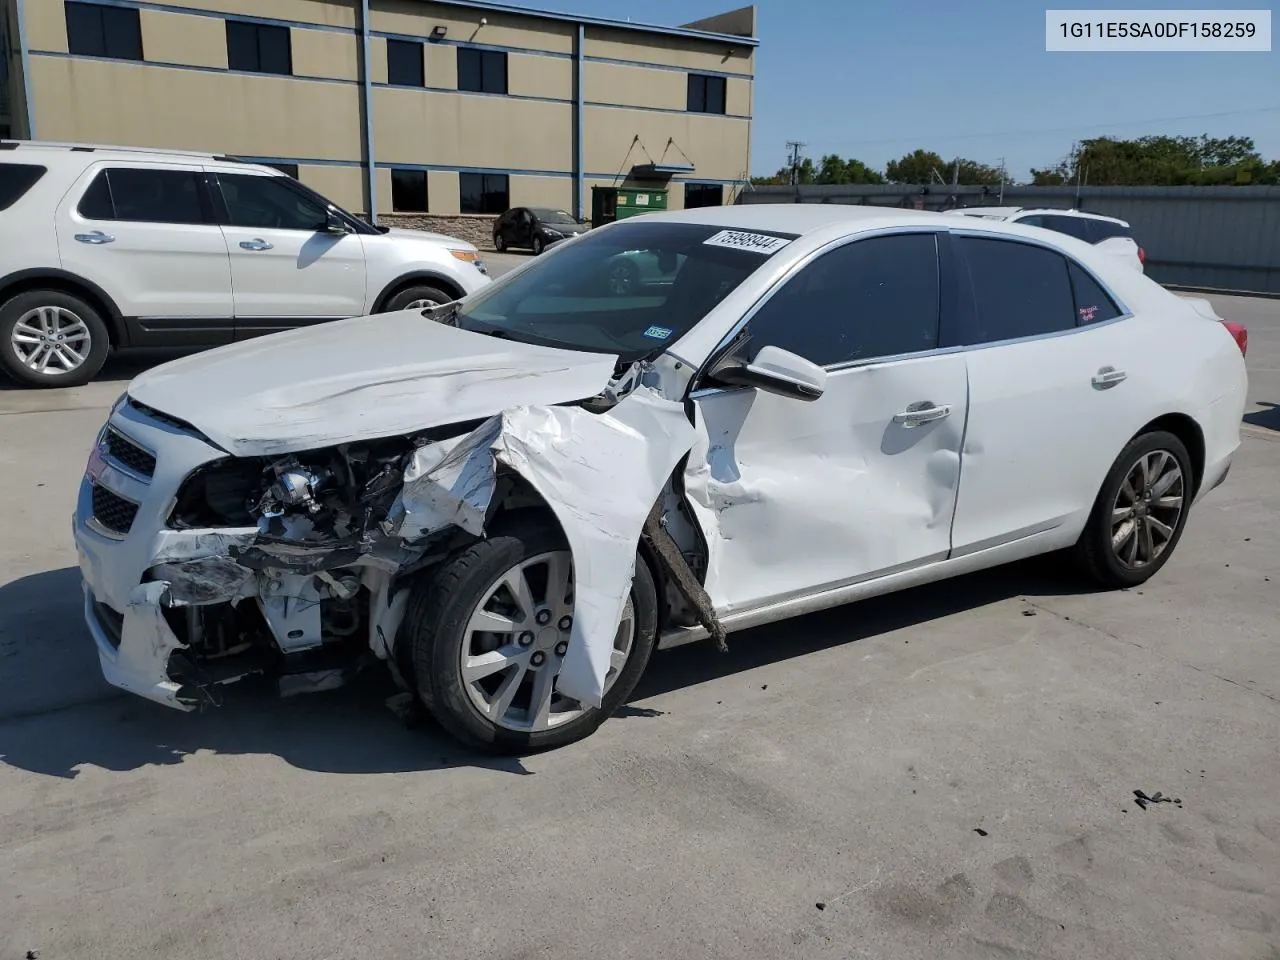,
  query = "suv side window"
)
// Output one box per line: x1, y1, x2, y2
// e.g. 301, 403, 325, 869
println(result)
1088, 220, 1132, 242
0, 163, 47, 211
77, 167, 207, 224
1067, 261, 1123, 326
957, 236, 1075, 342
1033, 214, 1093, 243
742, 233, 941, 367
218, 173, 328, 231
